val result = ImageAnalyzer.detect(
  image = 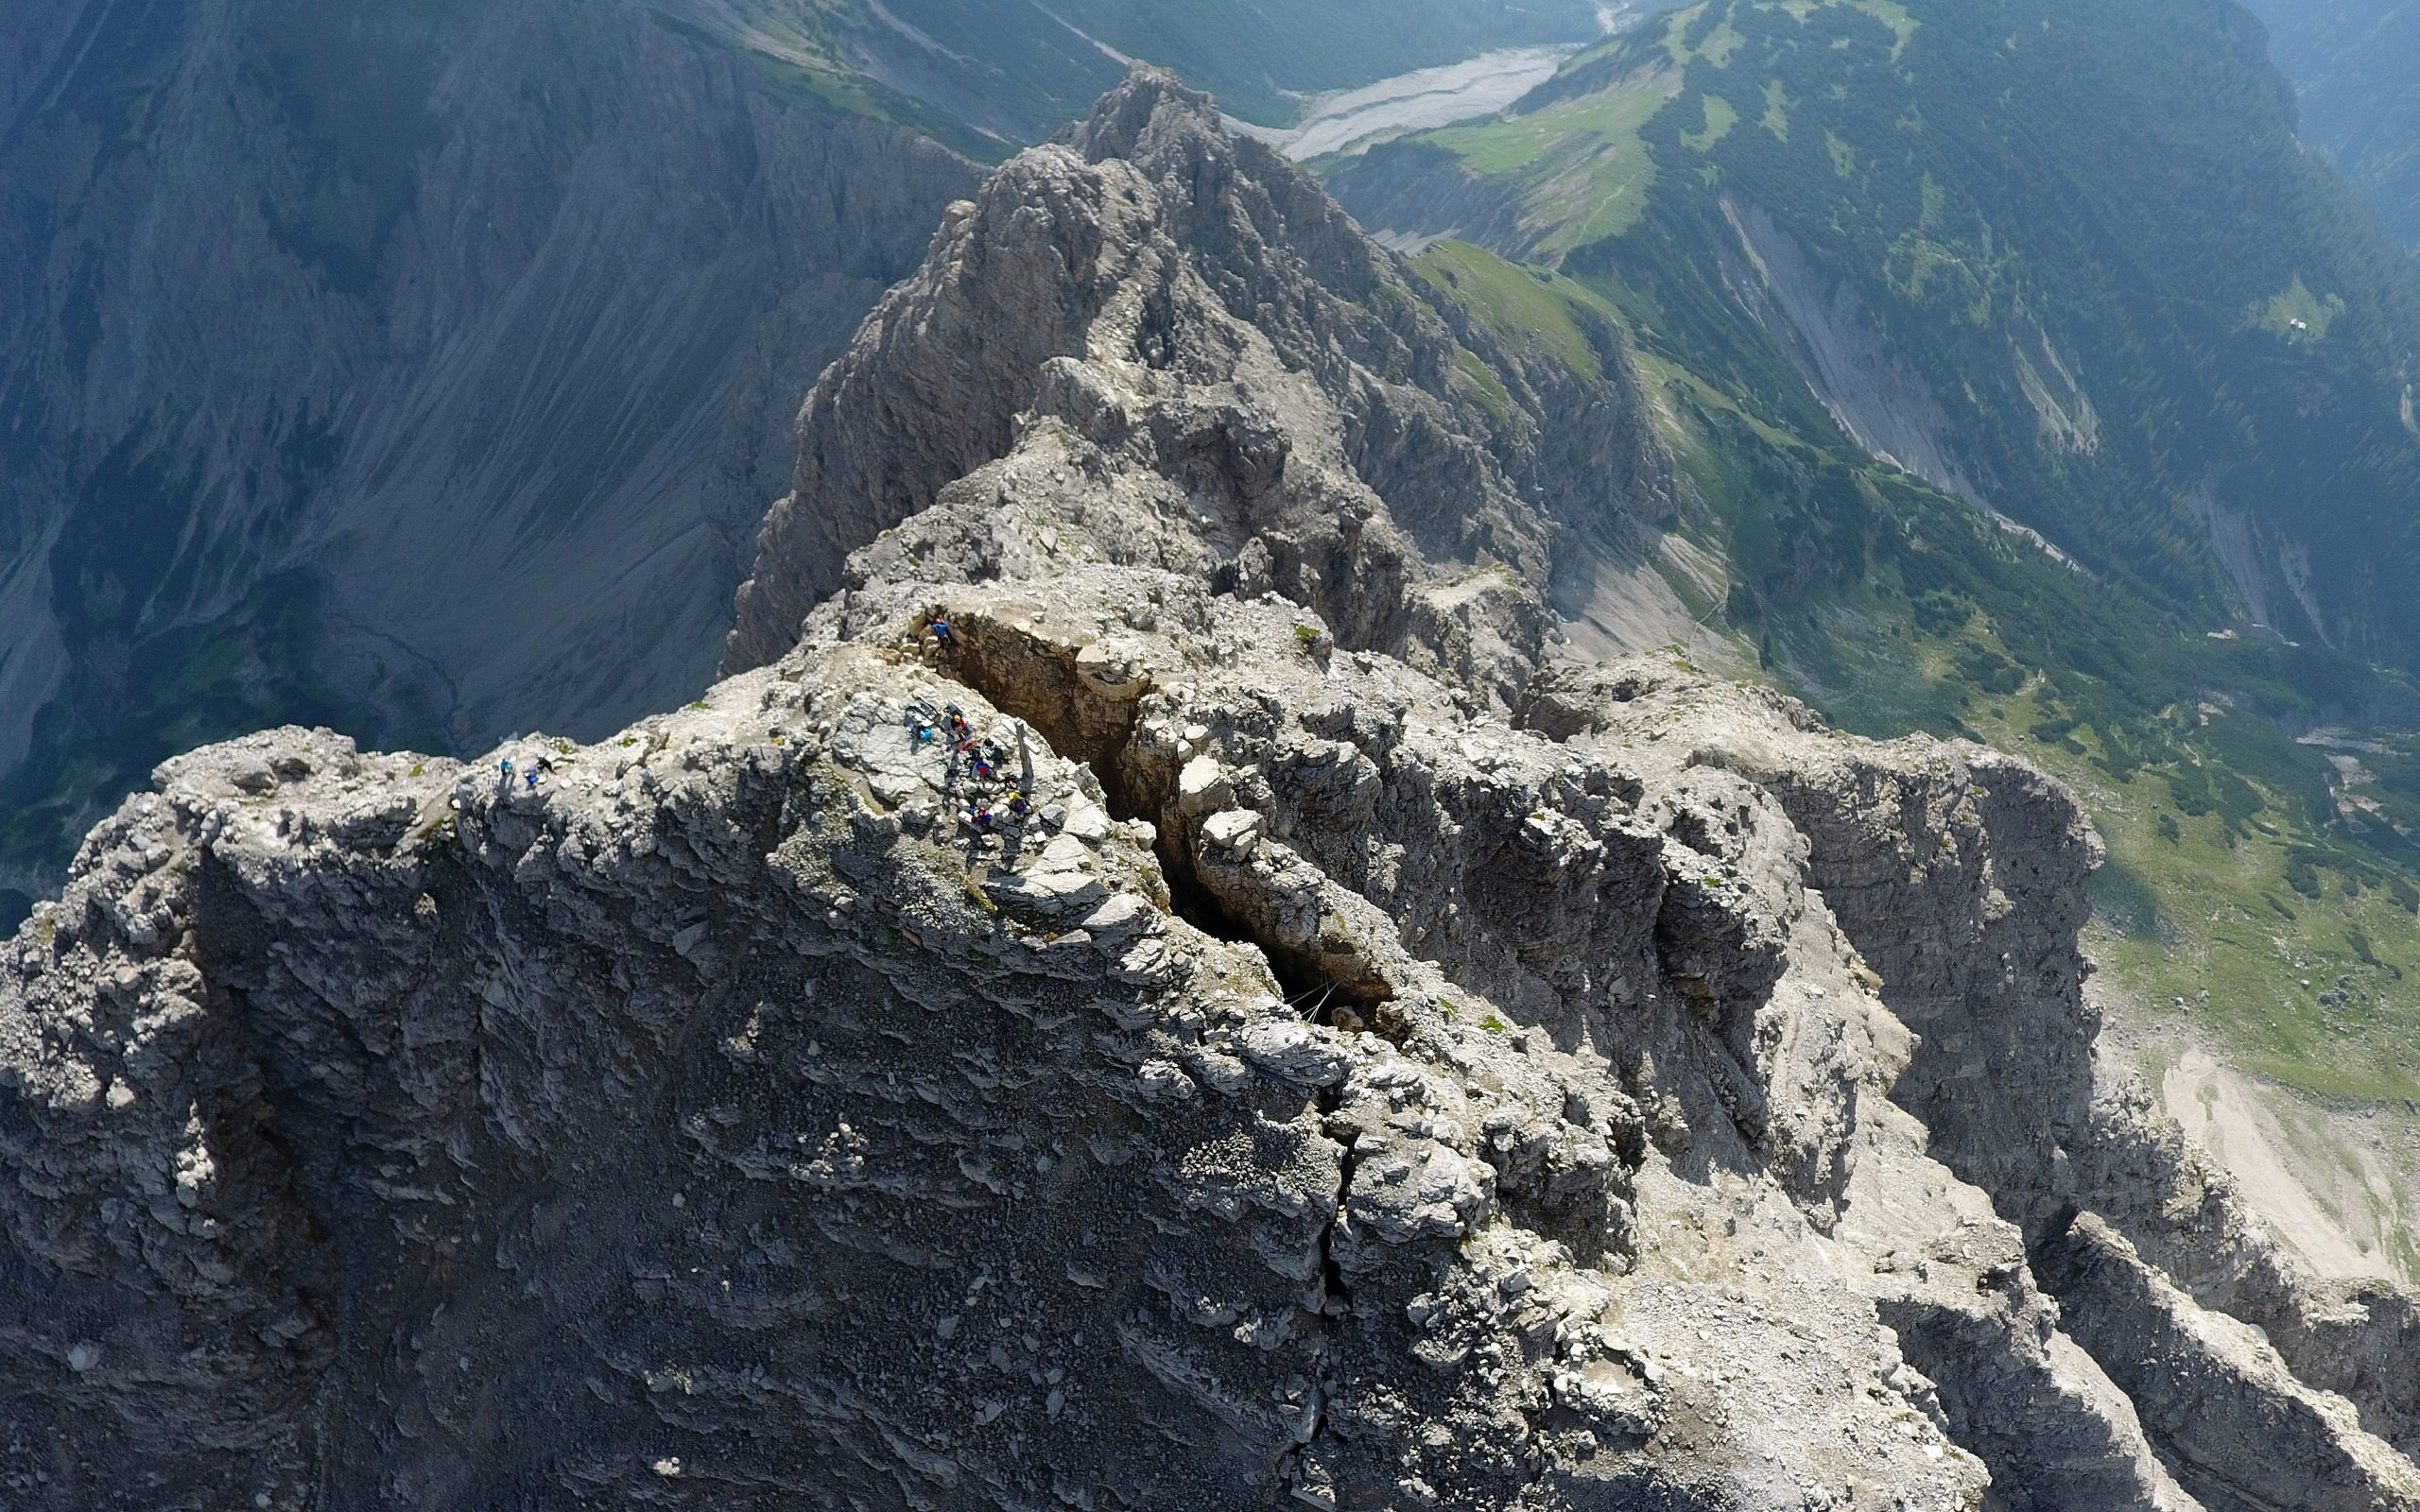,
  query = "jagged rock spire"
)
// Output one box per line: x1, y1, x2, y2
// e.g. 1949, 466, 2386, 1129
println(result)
726, 63, 1676, 688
